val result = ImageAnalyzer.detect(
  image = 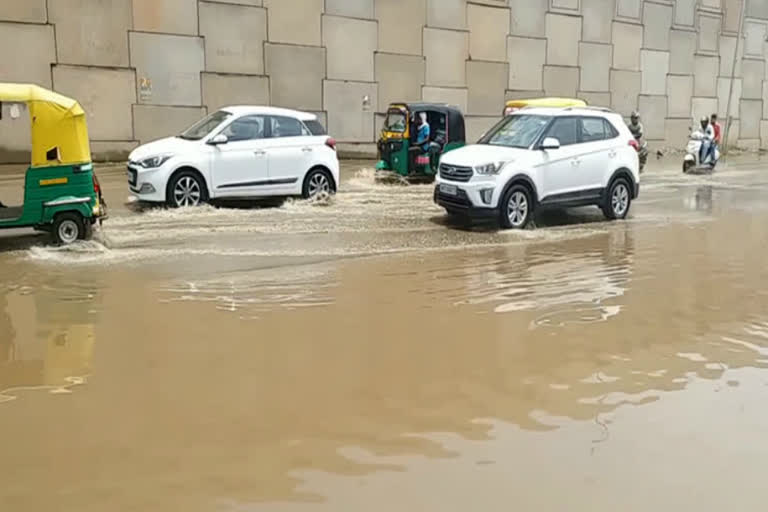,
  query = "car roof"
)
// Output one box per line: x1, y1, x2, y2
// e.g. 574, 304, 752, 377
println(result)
220, 105, 317, 121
